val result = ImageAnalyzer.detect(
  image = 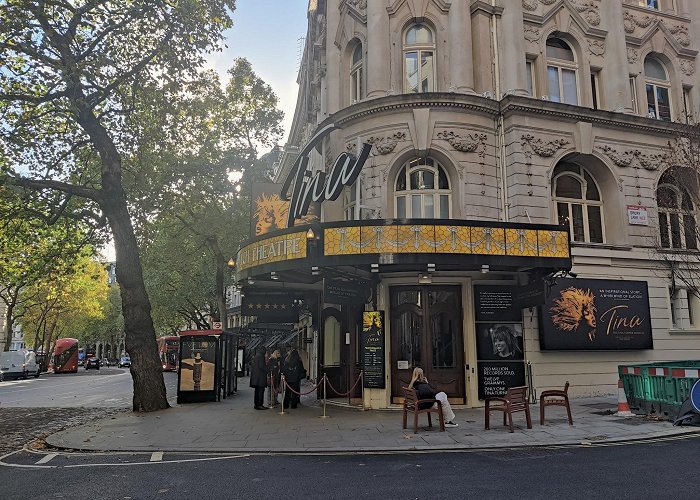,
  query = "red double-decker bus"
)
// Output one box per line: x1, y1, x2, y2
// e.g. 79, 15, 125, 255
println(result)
158, 336, 179, 371
51, 338, 79, 373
